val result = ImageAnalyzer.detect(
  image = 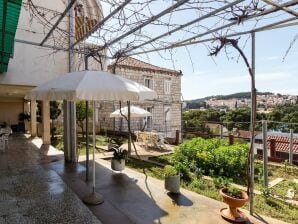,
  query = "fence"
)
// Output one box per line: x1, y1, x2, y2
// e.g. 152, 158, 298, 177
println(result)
182, 120, 298, 166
